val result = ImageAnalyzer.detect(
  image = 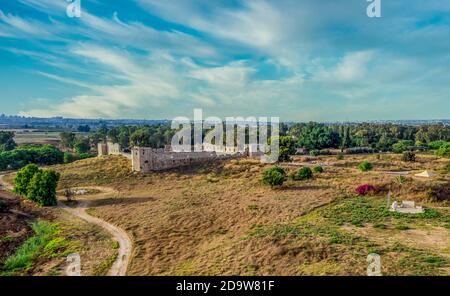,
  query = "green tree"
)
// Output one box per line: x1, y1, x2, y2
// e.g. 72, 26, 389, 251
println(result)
392, 140, 414, 153
436, 143, 450, 157
297, 122, 340, 150
74, 138, 90, 154
130, 128, 152, 147
59, 132, 76, 149
269, 136, 295, 162
26, 170, 60, 206
77, 125, 91, 132
0, 131, 17, 152
13, 164, 40, 196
